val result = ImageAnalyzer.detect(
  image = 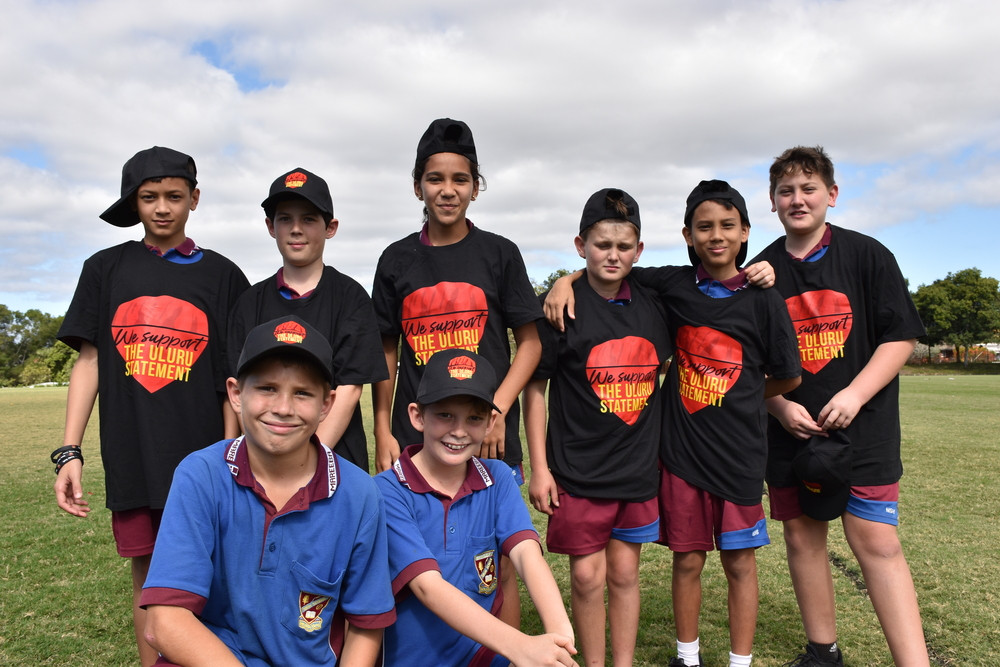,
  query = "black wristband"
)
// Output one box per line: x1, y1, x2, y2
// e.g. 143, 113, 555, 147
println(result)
51, 445, 84, 474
